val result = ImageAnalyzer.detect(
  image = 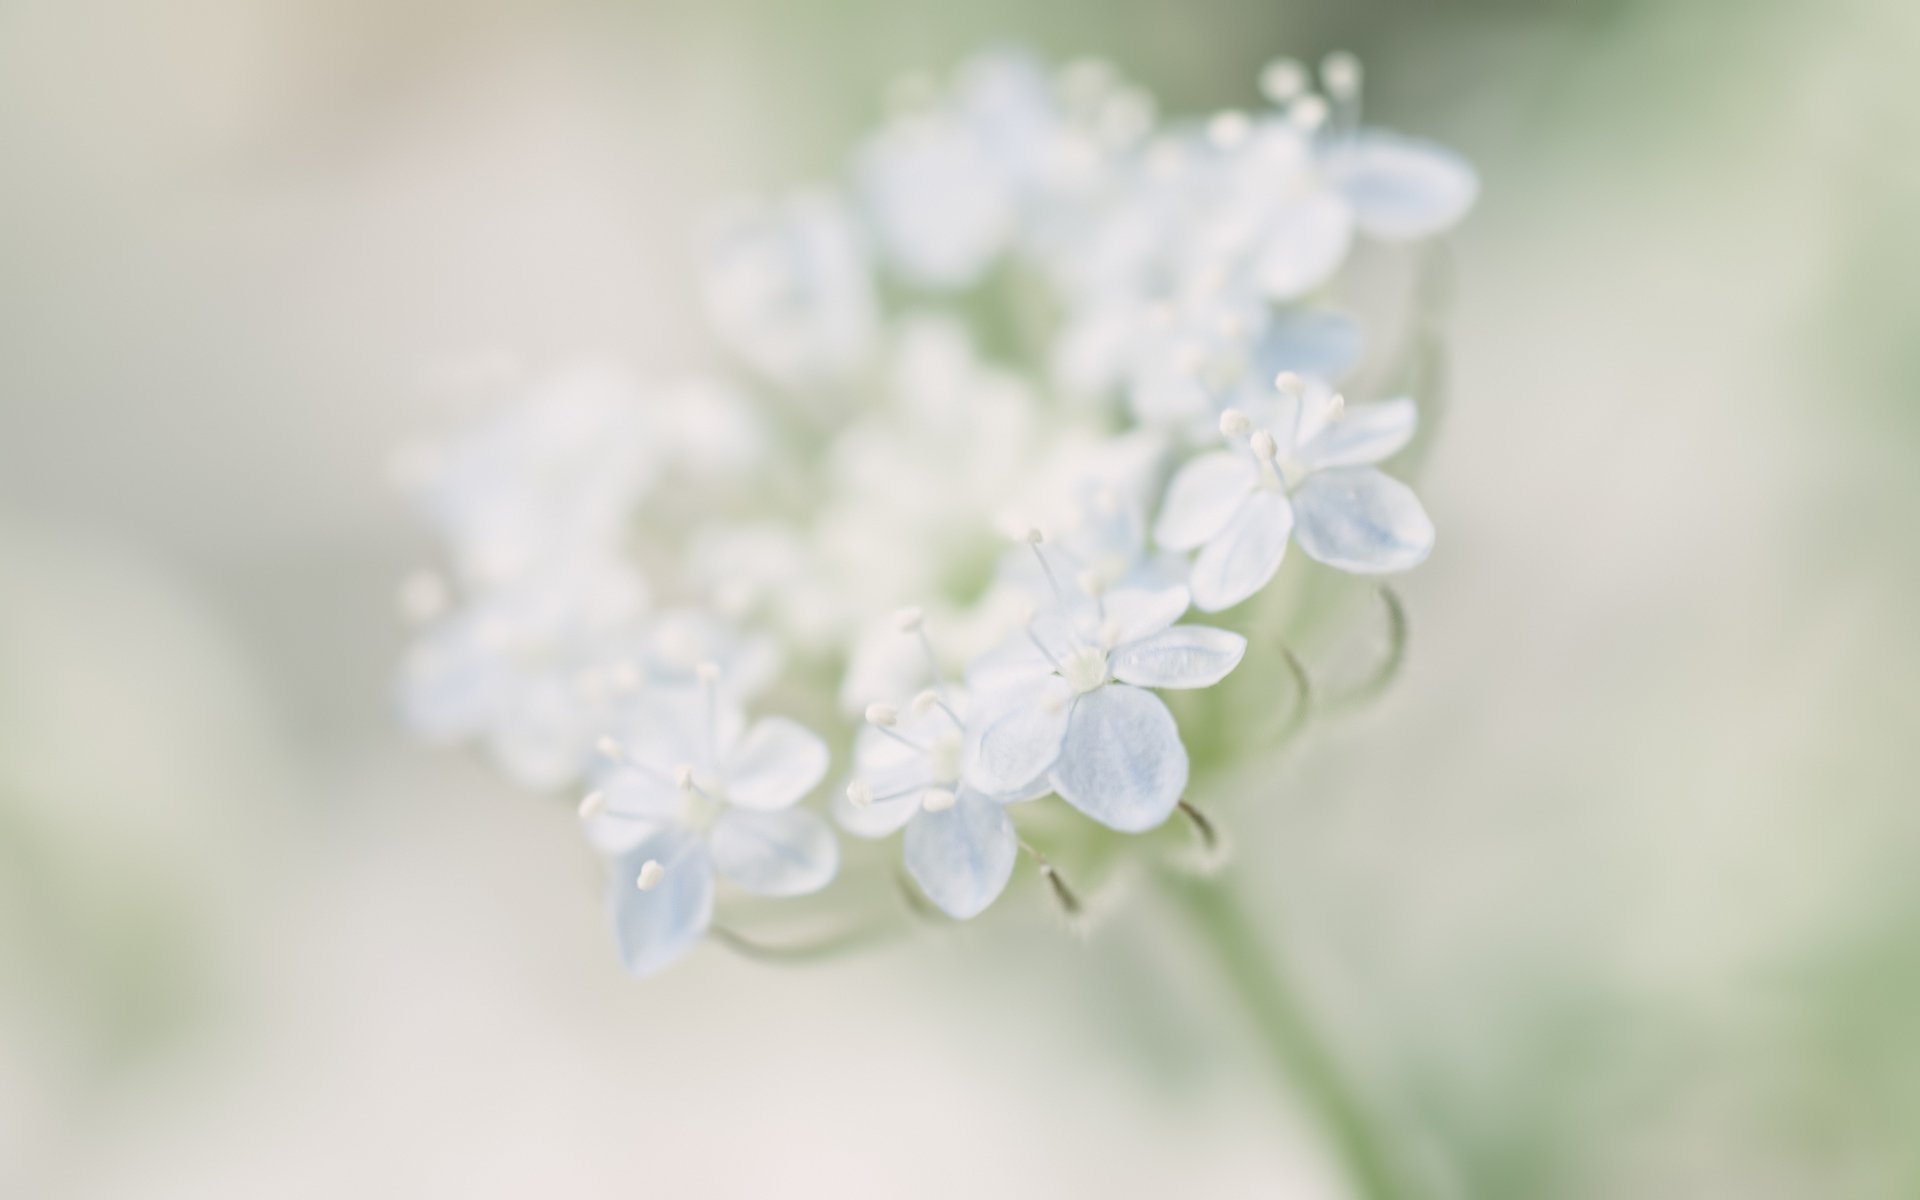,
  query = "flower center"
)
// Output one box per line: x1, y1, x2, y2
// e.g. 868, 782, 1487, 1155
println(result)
1061, 644, 1110, 694
675, 765, 725, 832
927, 731, 964, 784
